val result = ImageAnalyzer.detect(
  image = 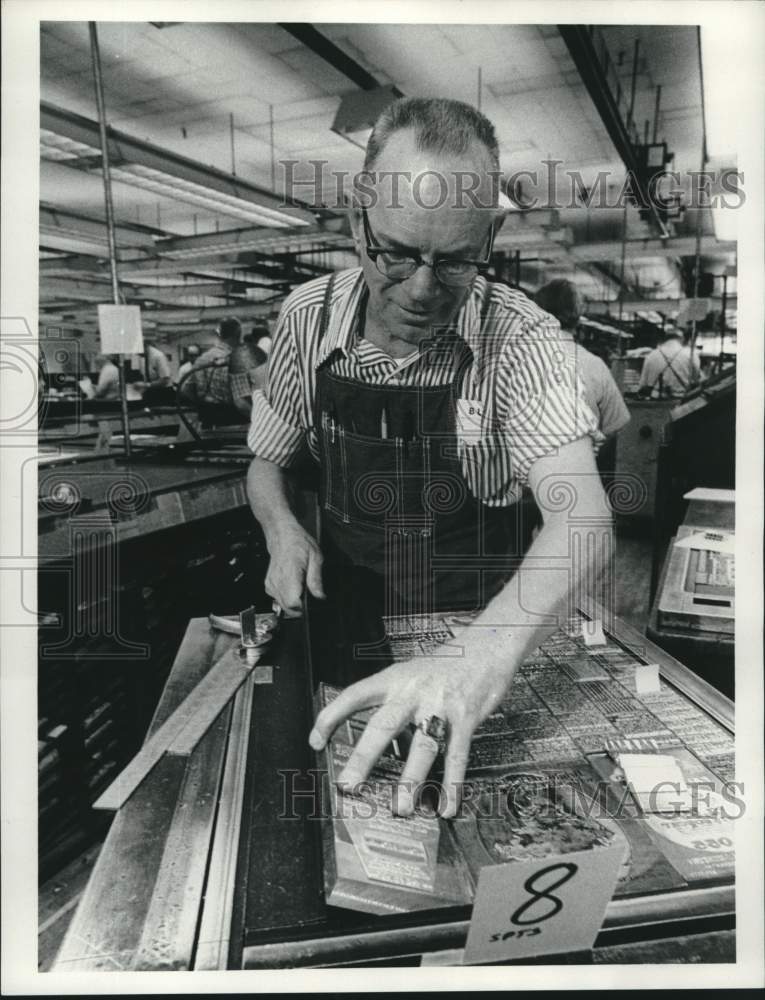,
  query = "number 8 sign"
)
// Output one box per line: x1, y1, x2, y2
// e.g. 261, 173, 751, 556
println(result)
510, 862, 578, 926
463, 844, 627, 965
